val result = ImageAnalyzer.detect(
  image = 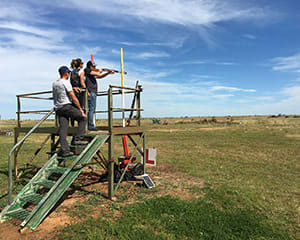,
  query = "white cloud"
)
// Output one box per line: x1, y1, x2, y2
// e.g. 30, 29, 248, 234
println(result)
243, 34, 256, 40
211, 86, 256, 93
180, 60, 236, 66
281, 85, 300, 97
256, 96, 274, 101
212, 94, 234, 99
249, 85, 300, 115
129, 51, 170, 59
0, 21, 71, 51
271, 53, 300, 72
53, 0, 277, 47
0, 3, 35, 21
0, 21, 65, 41
1, 33, 70, 51
65, 0, 273, 27
118, 36, 186, 49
